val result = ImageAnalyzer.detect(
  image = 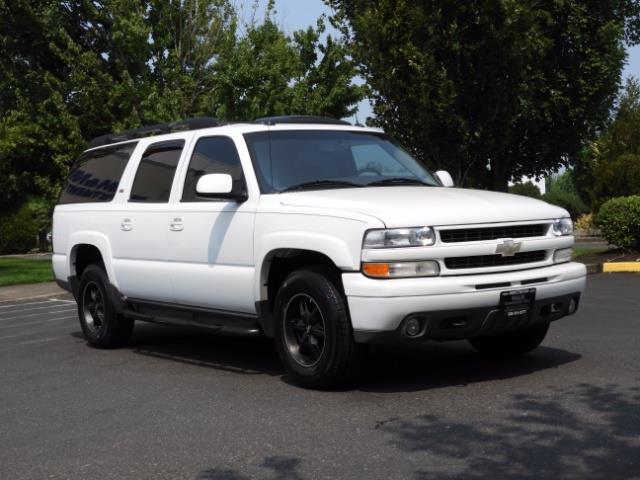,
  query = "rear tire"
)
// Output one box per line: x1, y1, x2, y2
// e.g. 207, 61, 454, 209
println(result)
77, 264, 133, 348
273, 269, 362, 389
468, 322, 549, 358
